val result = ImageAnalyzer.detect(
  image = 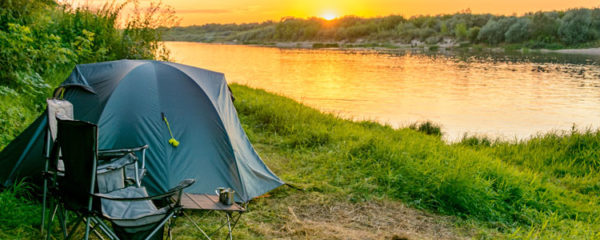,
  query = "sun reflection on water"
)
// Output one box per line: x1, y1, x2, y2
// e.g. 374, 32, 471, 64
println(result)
166, 42, 600, 141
